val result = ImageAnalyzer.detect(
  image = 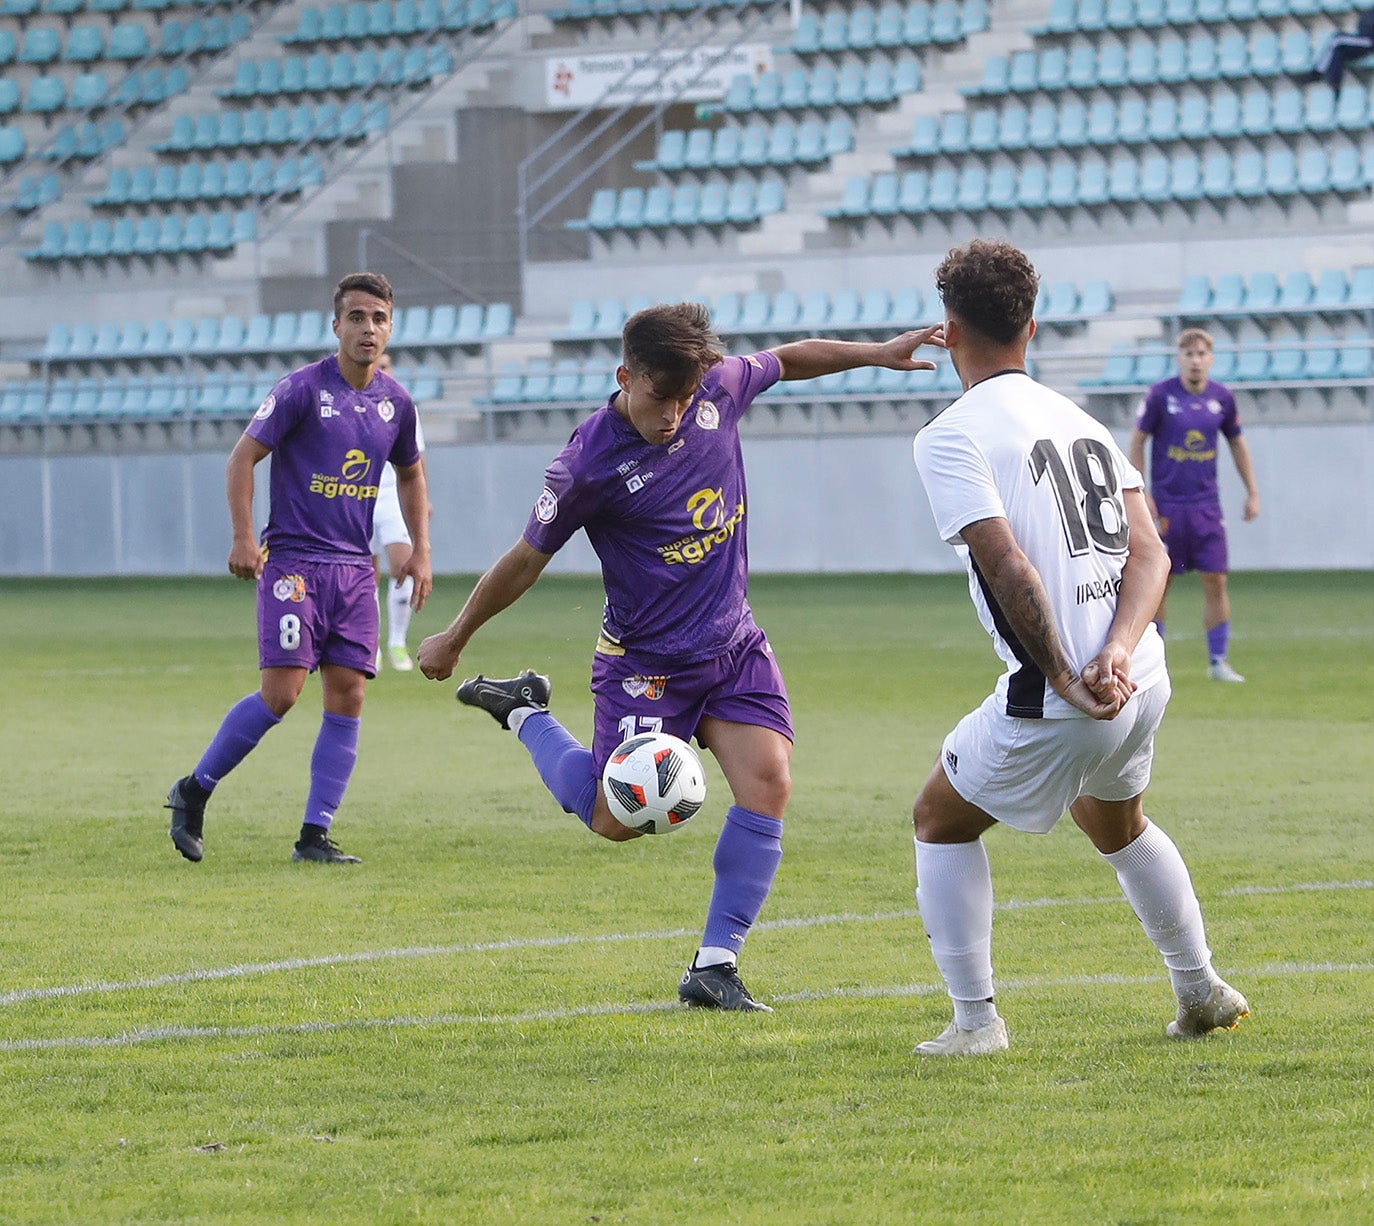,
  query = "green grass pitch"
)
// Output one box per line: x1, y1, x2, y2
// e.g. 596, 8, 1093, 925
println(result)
1, 571, 1371, 1224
